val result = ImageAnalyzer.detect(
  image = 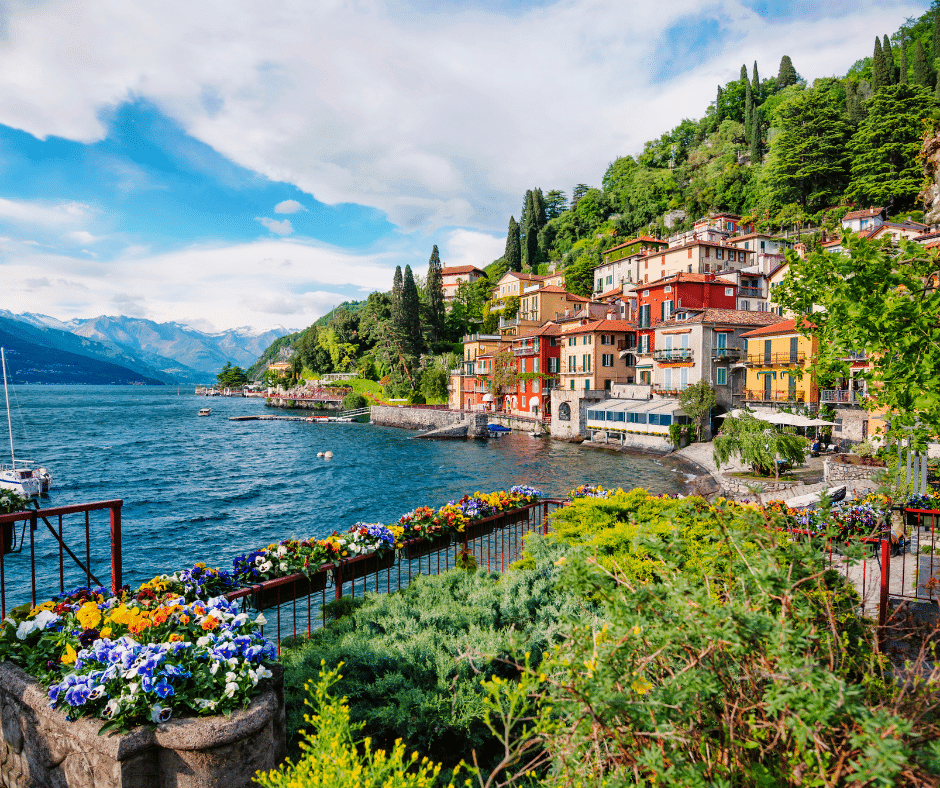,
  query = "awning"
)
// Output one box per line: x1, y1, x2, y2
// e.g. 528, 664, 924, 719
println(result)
482, 394, 493, 402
